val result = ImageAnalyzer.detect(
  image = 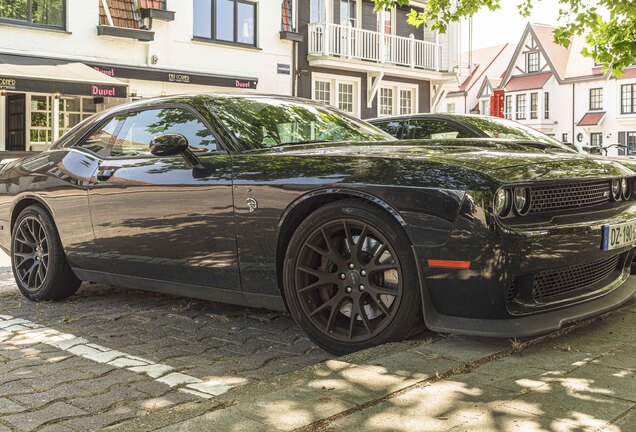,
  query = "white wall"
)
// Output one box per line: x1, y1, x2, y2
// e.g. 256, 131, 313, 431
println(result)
0, 0, 294, 96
